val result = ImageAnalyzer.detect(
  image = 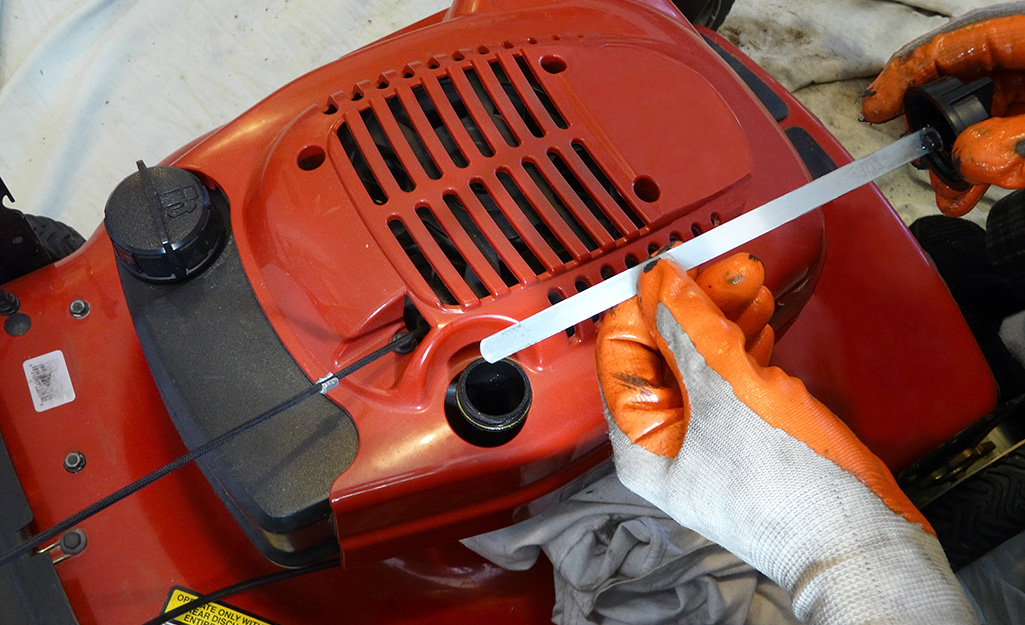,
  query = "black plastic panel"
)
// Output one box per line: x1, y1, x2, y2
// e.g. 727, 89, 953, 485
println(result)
117, 192, 358, 567
0, 431, 80, 625
703, 35, 789, 122
785, 126, 838, 179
